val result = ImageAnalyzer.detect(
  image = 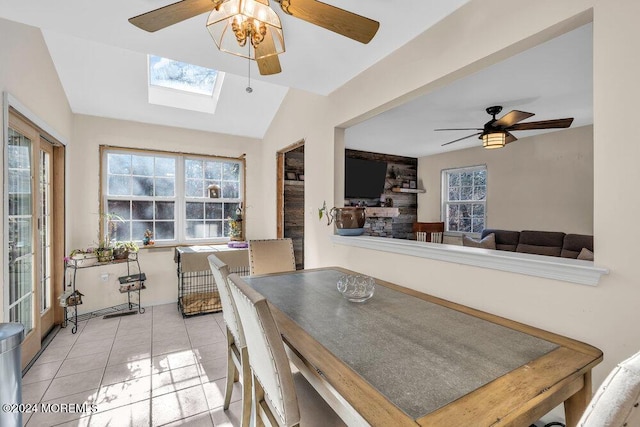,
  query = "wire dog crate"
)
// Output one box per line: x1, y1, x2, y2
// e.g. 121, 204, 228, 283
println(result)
175, 246, 249, 317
